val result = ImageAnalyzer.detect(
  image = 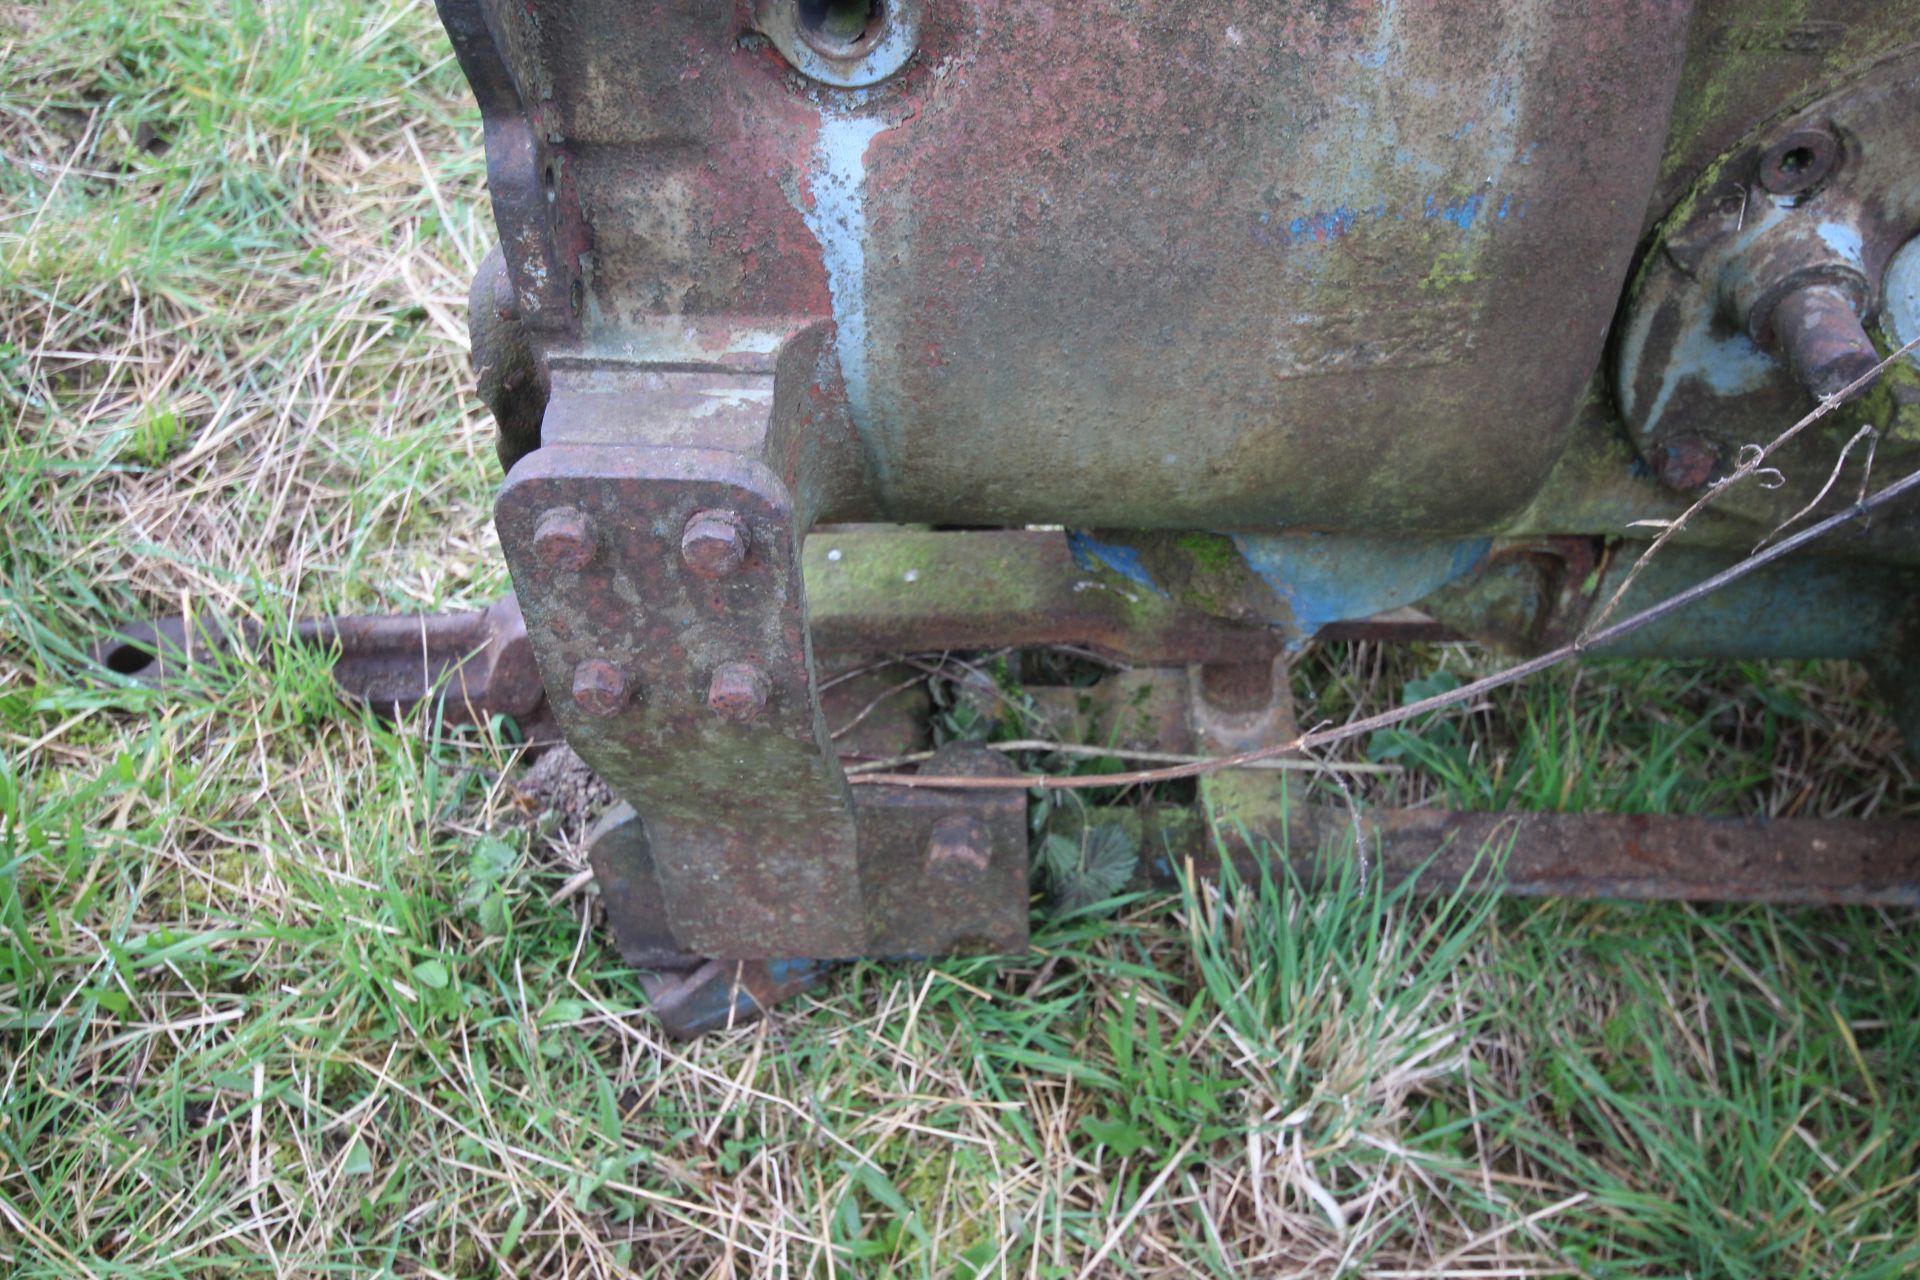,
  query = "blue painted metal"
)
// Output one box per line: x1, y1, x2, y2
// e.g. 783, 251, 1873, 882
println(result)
1586, 545, 1919, 662
1230, 533, 1490, 645
1066, 532, 1171, 598
1070, 528, 1489, 648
